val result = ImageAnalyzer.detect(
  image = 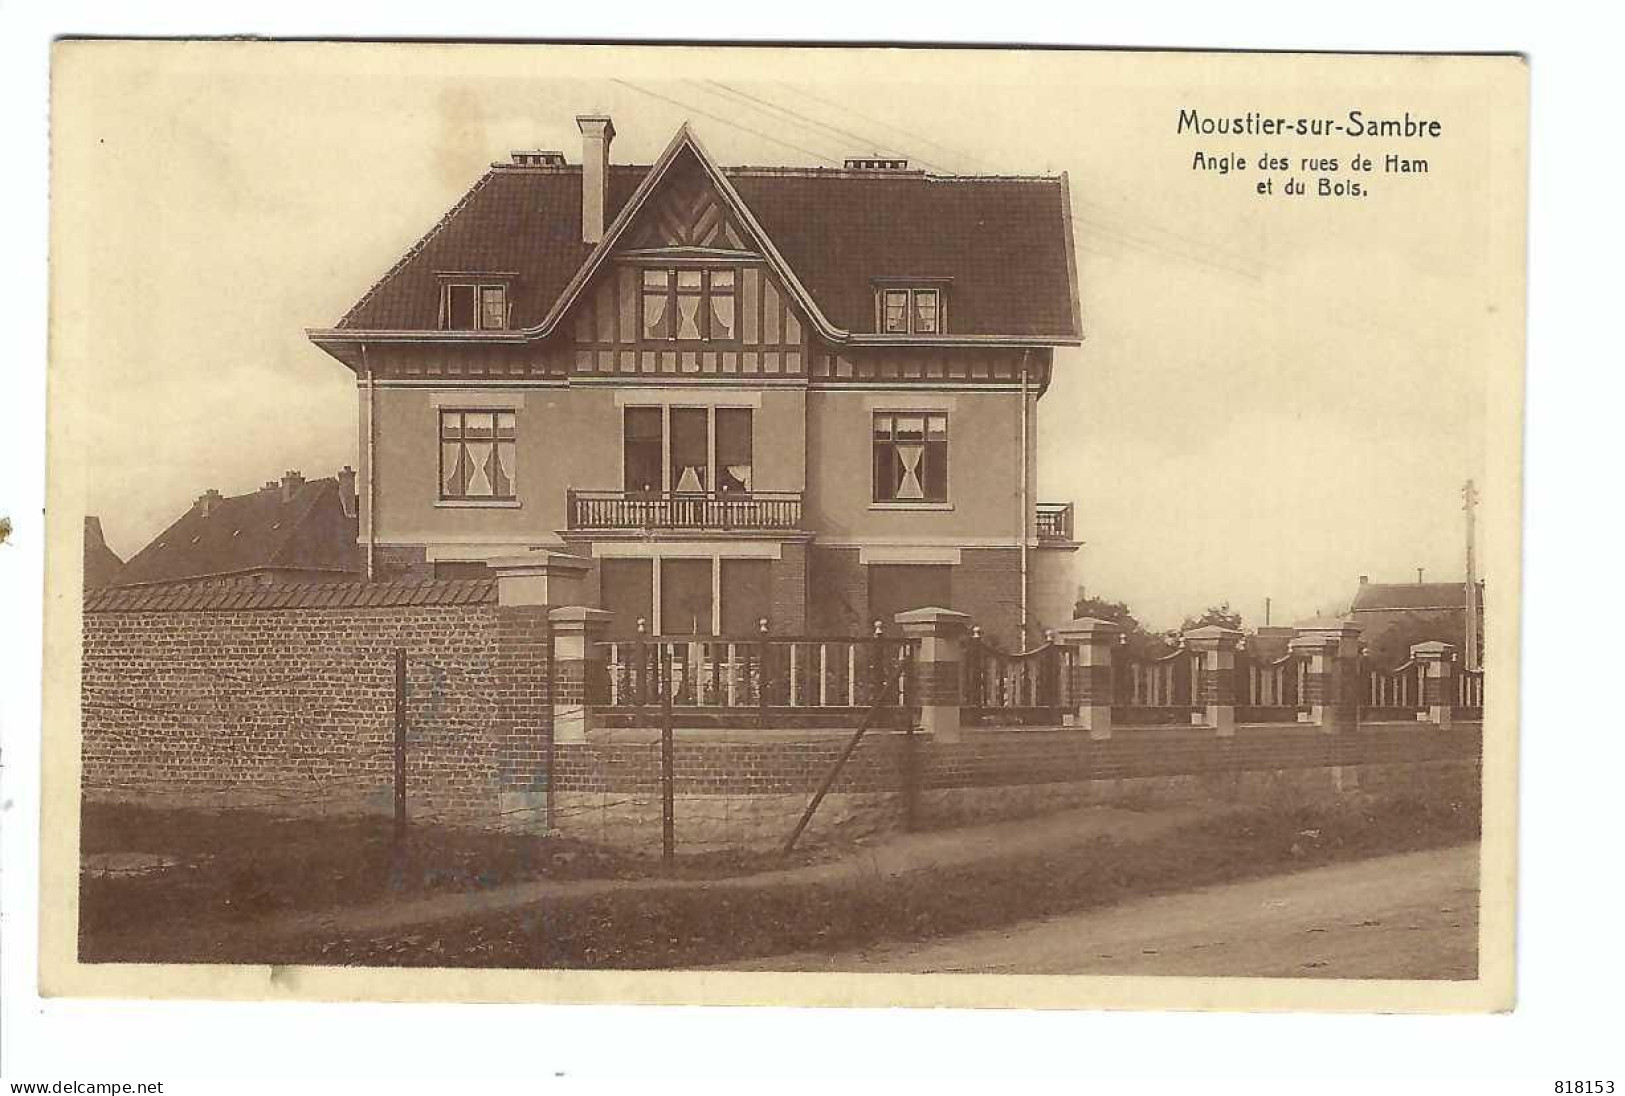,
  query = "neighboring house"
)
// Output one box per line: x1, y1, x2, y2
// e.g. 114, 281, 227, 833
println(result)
83, 516, 124, 590
1349, 575, 1486, 668
113, 470, 361, 591
307, 116, 1082, 646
